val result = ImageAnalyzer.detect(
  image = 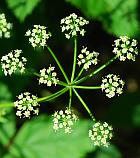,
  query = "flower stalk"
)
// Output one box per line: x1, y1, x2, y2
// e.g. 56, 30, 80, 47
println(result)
73, 88, 96, 122
75, 55, 118, 85
46, 45, 70, 84
71, 37, 77, 82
